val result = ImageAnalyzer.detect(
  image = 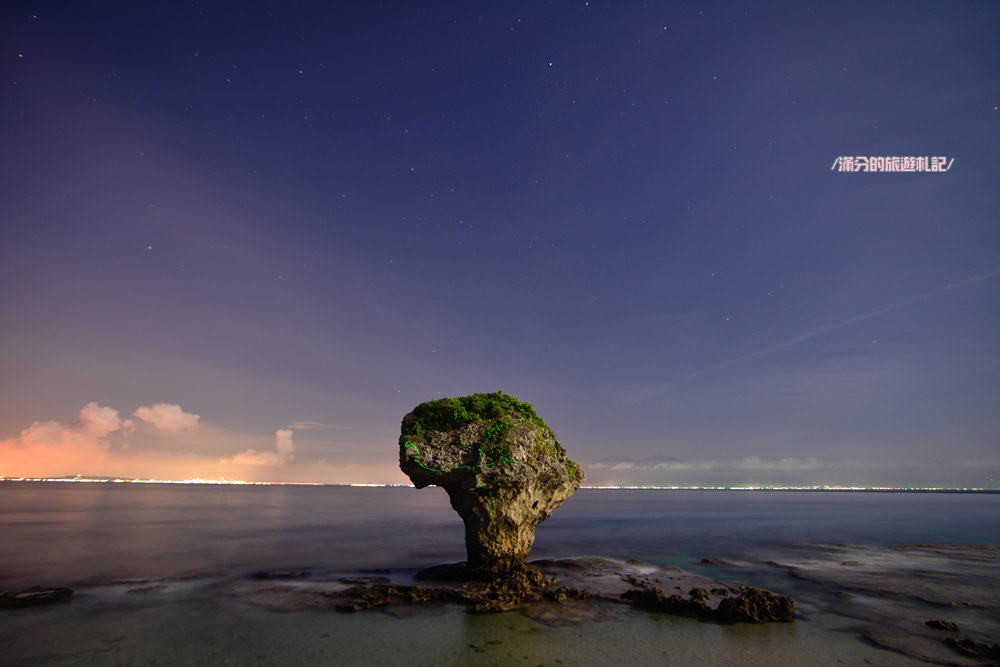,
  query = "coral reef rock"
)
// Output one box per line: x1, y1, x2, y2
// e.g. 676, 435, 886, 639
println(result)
235, 558, 795, 624
398, 392, 584, 580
